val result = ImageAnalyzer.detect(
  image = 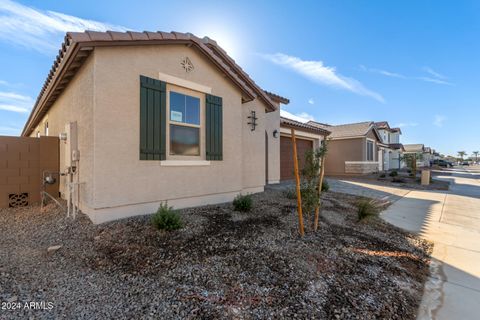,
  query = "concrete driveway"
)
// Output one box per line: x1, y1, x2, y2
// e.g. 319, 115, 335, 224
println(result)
328, 167, 480, 320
